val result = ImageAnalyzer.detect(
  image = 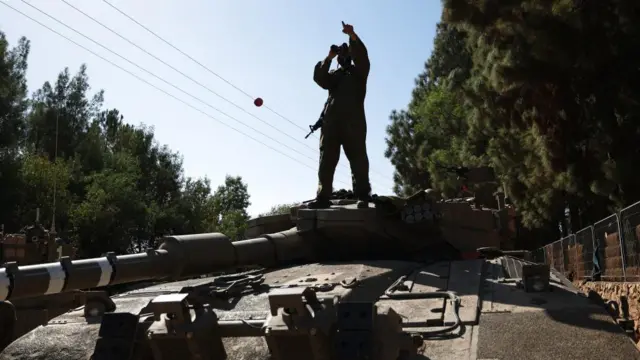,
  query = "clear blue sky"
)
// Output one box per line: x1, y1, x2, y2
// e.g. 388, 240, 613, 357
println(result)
0, 0, 442, 216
